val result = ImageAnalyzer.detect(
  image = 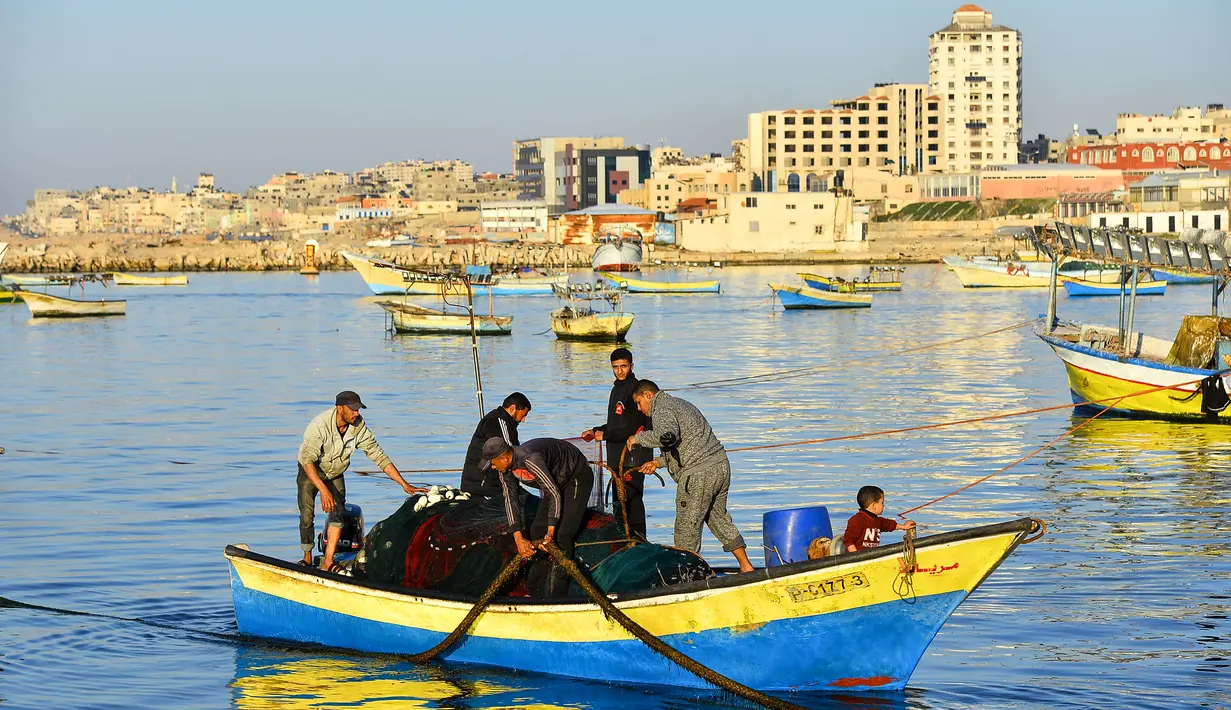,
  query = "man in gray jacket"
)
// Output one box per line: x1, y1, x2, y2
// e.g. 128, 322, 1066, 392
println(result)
627, 380, 755, 572
298, 391, 424, 570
